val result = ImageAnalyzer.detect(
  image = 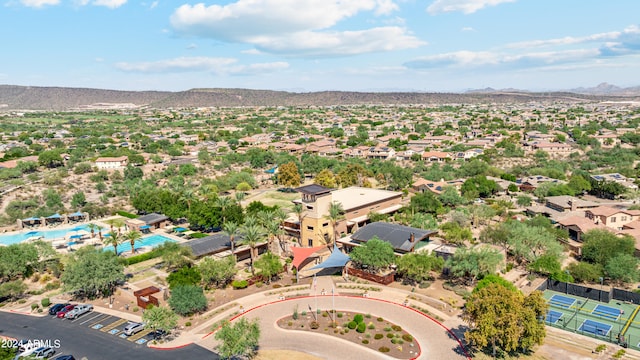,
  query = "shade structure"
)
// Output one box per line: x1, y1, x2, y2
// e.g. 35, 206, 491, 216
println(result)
23, 217, 40, 222
103, 233, 112, 237
291, 245, 326, 269
67, 241, 78, 246
310, 244, 350, 270
69, 211, 85, 218
46, 213, 62, 219
139, 225, 151, 230
174, 227, 187, 232
25, 231, 40, 236
69, 234, 82, 239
